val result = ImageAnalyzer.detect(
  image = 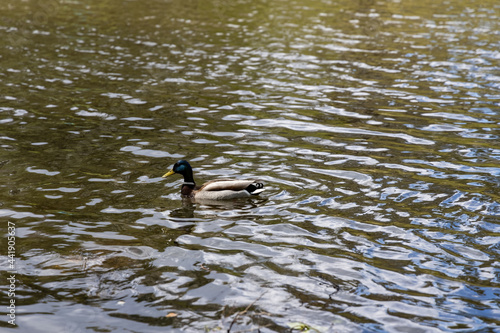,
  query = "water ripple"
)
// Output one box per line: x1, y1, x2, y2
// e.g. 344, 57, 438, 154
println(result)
1, 0, 499, 332
239, 118, 435, 145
